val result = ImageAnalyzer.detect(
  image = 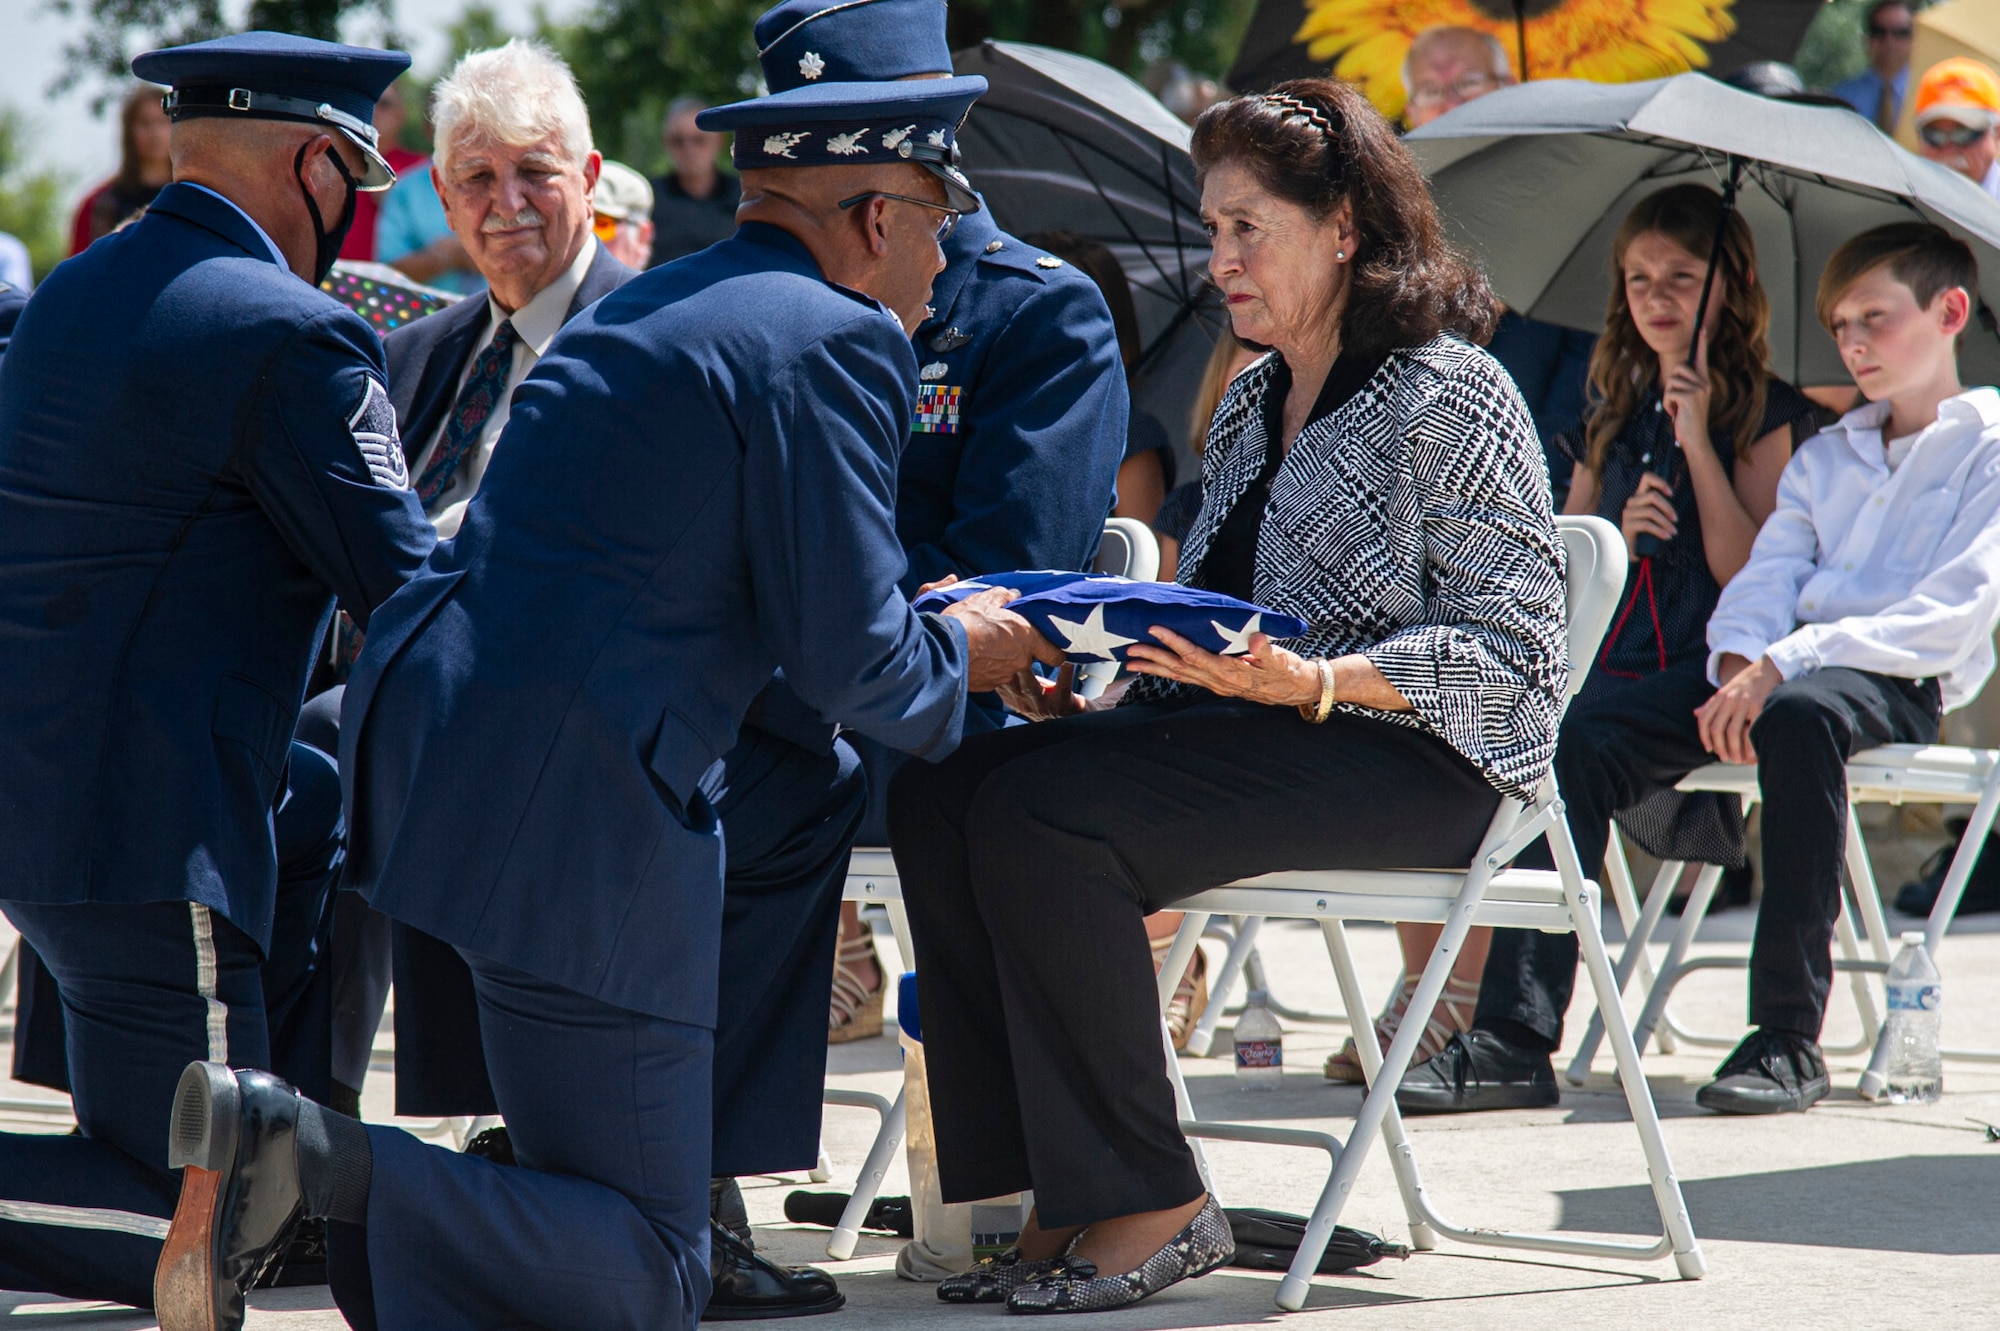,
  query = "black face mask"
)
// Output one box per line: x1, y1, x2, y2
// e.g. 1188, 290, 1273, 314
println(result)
294, 139, 361, 286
